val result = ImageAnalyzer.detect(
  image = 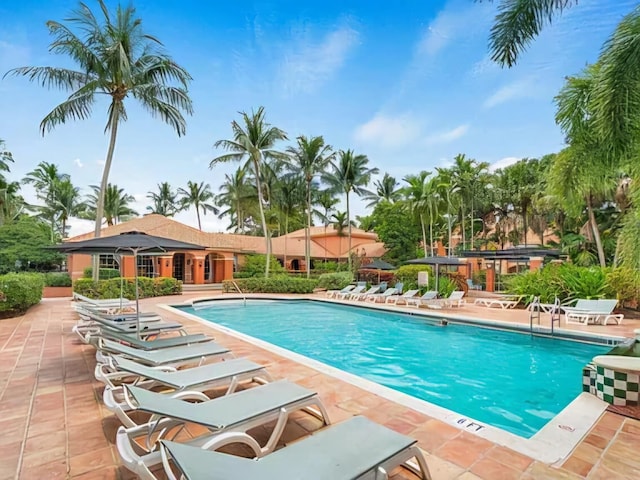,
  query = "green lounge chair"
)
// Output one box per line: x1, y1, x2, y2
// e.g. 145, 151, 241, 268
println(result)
100, 356, 273, 428
97, 338, 232, 367
116, 381, 330, 479
99, 331, 212, 350
160, 416, 431, 480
